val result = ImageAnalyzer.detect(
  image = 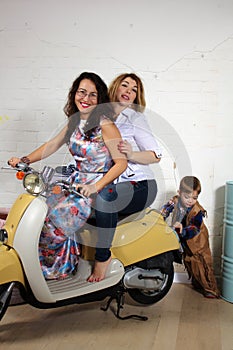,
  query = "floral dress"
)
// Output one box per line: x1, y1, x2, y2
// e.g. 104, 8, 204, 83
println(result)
39, 118, 113, 279
68, 118, 113, 185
